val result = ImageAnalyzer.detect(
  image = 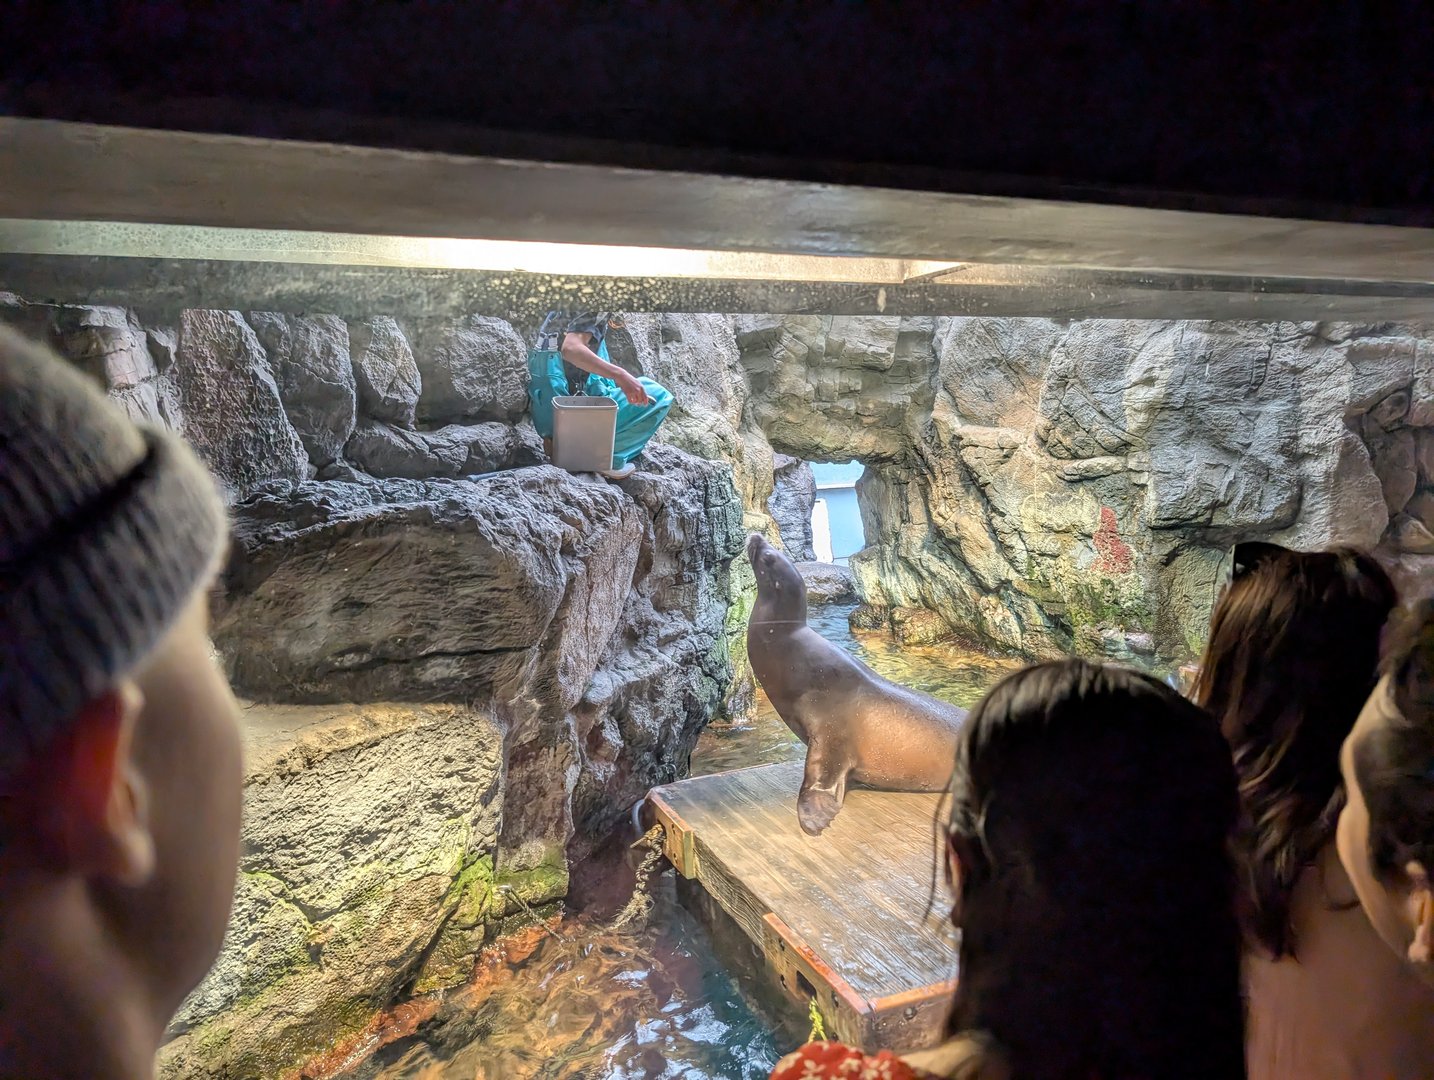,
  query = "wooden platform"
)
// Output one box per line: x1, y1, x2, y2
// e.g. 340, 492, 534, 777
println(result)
648, 760, 958, 1053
